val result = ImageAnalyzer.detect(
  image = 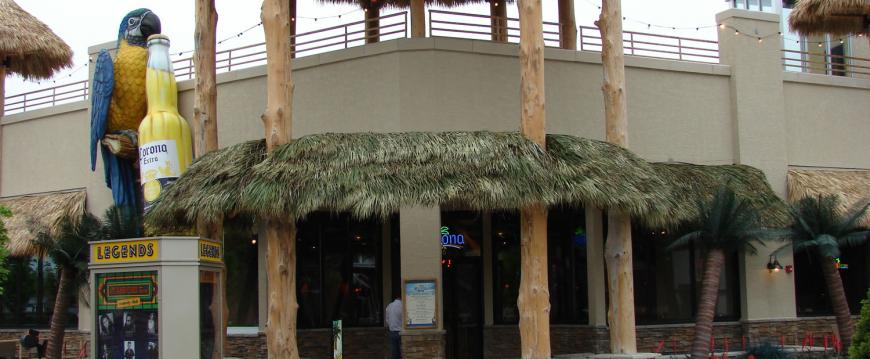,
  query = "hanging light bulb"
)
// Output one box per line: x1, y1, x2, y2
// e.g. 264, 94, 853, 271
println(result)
719, 24, 725, 29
